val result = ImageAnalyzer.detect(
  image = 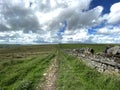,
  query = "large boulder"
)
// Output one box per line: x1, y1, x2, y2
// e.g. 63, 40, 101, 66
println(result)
104, 45, 111, 53
73, 48, 85, 54
72, 48, 94, 55
106, 46, 120, 56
